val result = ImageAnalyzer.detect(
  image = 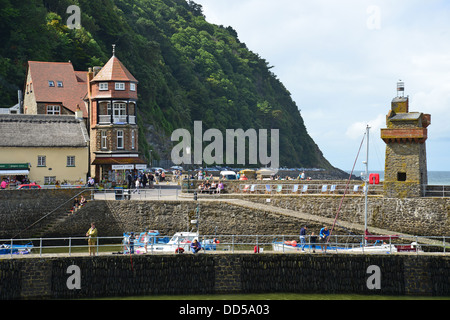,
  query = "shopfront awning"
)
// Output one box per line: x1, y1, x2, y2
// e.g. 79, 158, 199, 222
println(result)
0, 170, 30, 176
91, 157, 147, 166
